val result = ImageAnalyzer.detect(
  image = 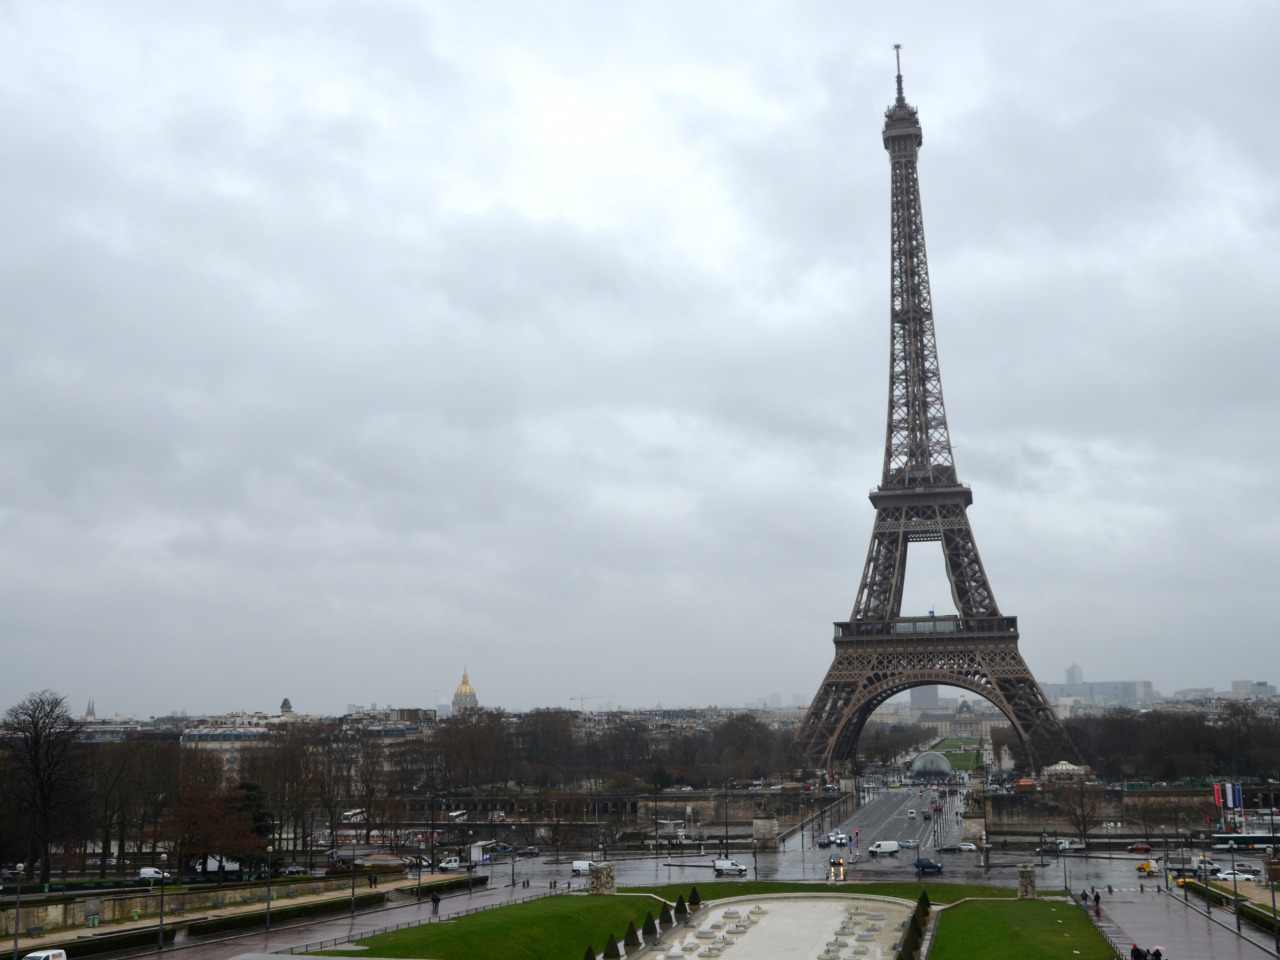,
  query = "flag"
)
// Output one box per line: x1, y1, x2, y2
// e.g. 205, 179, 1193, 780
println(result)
1225, 783, 1235, 809
1235, 783, 1243, 809
1214, 783, 1222, 806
